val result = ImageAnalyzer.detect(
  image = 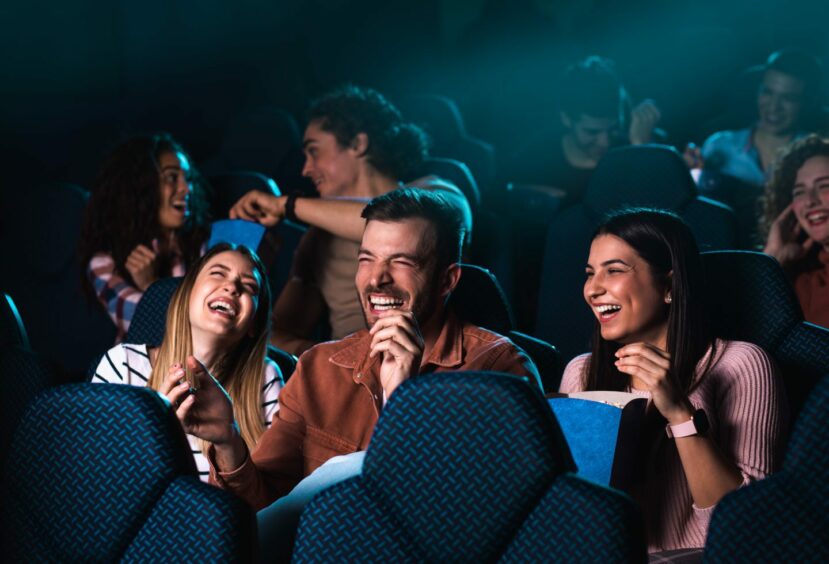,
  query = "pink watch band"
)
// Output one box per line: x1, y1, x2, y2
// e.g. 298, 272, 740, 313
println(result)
666, 418, 697, 438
